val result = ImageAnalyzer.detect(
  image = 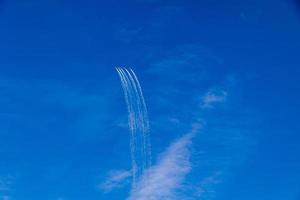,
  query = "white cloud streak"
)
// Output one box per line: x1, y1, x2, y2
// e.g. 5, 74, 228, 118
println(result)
0, 176, 13, 192
0, 196, 10, 200
201, 89, 227, 108
99, 170, 131, 192
127, 124, 201, 200
0, 176, 13, 200
193, 171, 222, 199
